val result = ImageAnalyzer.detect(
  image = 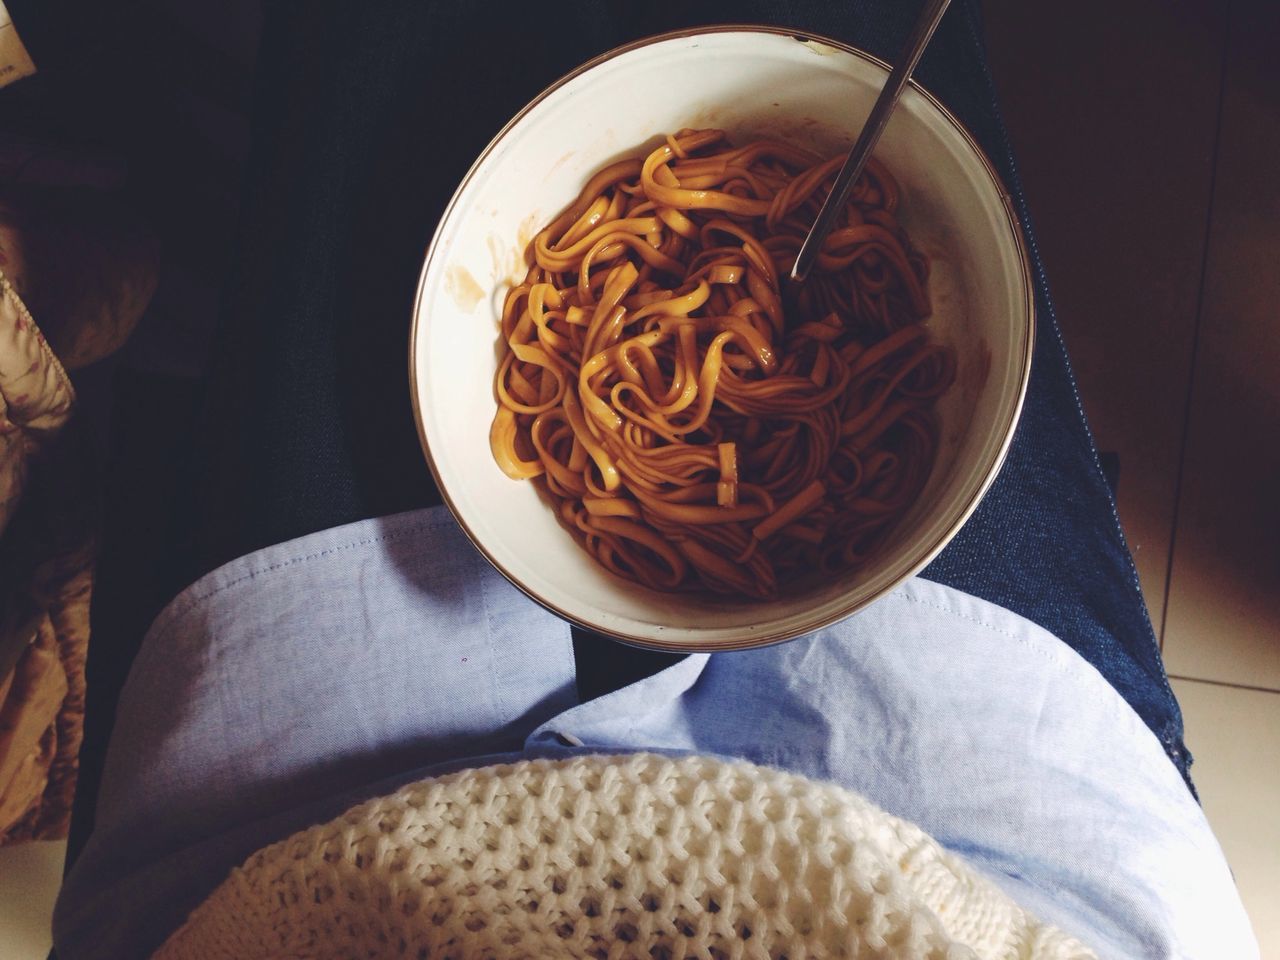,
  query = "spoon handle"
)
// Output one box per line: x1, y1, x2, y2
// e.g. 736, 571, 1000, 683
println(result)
790, 0, 953, 282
